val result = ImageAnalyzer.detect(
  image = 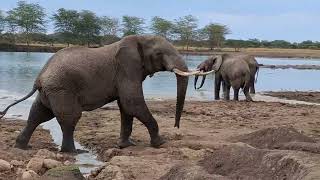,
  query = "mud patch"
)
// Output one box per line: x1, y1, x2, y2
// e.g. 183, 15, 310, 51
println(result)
199, 143, 320, 180
231, 127, 316, 149
264, 91, 320, 104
